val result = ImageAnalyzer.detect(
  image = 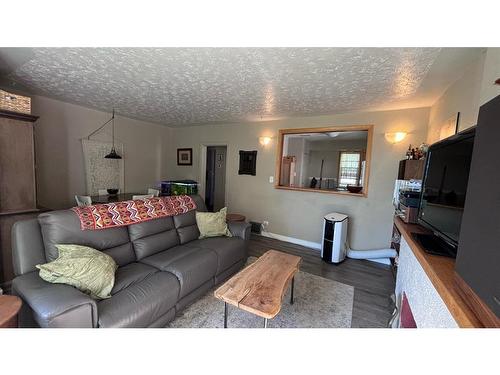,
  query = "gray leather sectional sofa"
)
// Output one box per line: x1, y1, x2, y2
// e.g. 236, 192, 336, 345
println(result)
11, 195, 250, 328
